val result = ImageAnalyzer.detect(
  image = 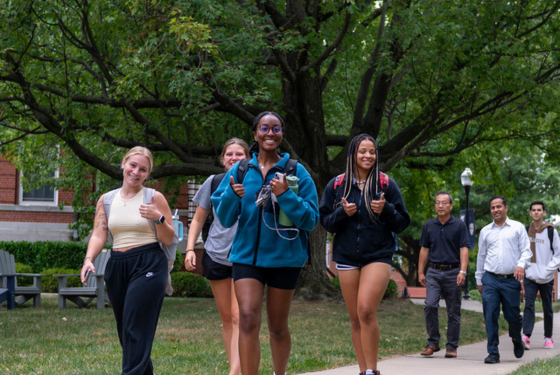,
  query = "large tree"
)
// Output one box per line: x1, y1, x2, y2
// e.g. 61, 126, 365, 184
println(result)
2, 0, 560, 296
